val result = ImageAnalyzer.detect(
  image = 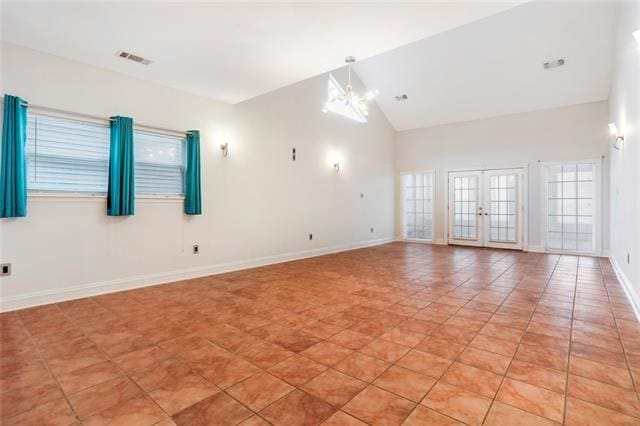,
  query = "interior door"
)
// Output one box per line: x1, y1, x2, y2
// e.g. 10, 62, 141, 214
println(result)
483, 169, 523, 250
448, 168, 524, 250
448, 171, 483, 246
